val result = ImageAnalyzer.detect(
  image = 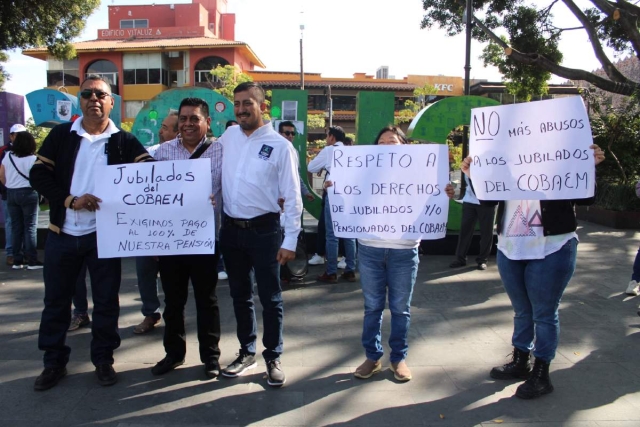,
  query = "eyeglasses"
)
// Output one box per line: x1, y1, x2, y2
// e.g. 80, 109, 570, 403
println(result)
282, 131, 296, 136
79, 89, 111, 100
